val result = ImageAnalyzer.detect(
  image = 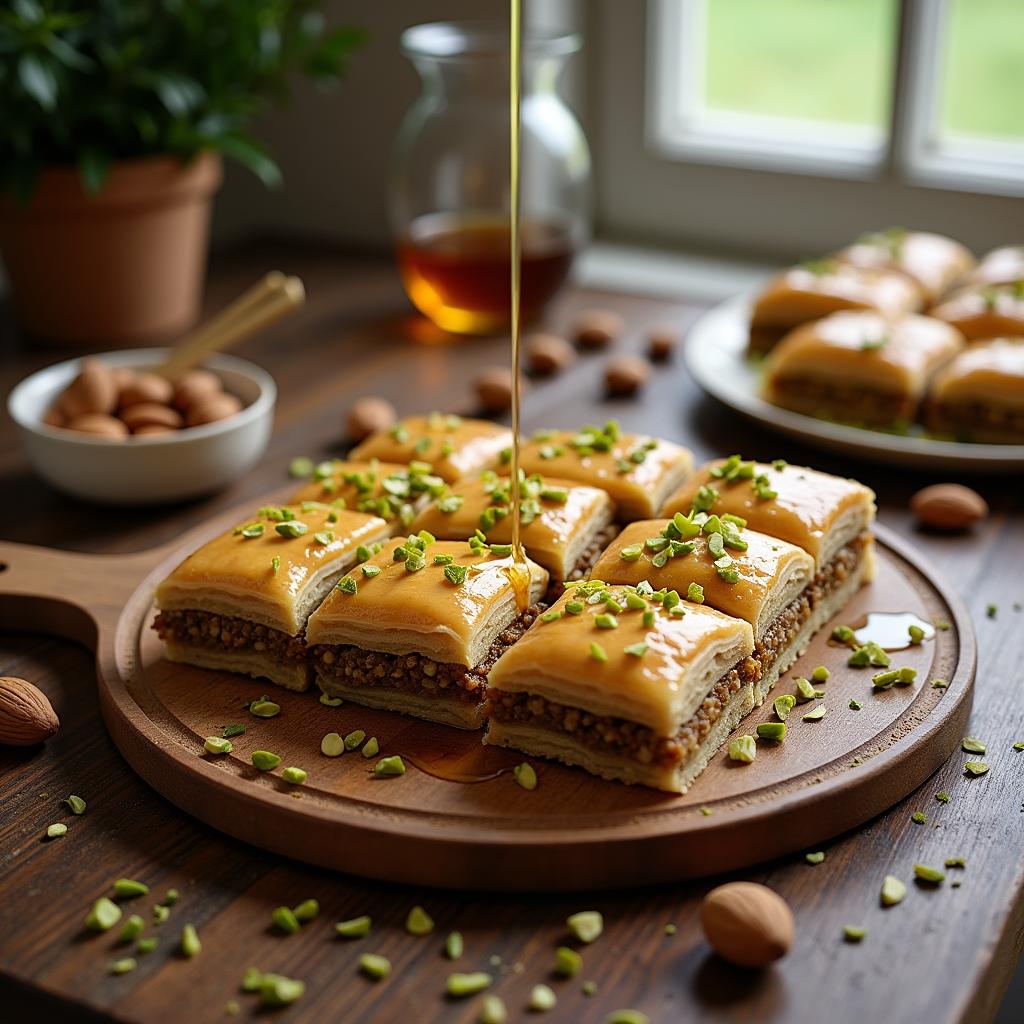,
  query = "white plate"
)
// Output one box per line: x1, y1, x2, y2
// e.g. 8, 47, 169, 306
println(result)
684, 295, 1024, 472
